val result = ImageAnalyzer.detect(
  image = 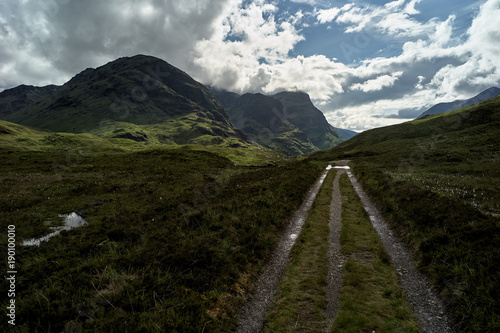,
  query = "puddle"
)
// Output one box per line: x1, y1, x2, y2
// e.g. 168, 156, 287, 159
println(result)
326, 165, 333, 170
334, 166, 350, 169
22, 213, 88, 246
289, 233, 298, 240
